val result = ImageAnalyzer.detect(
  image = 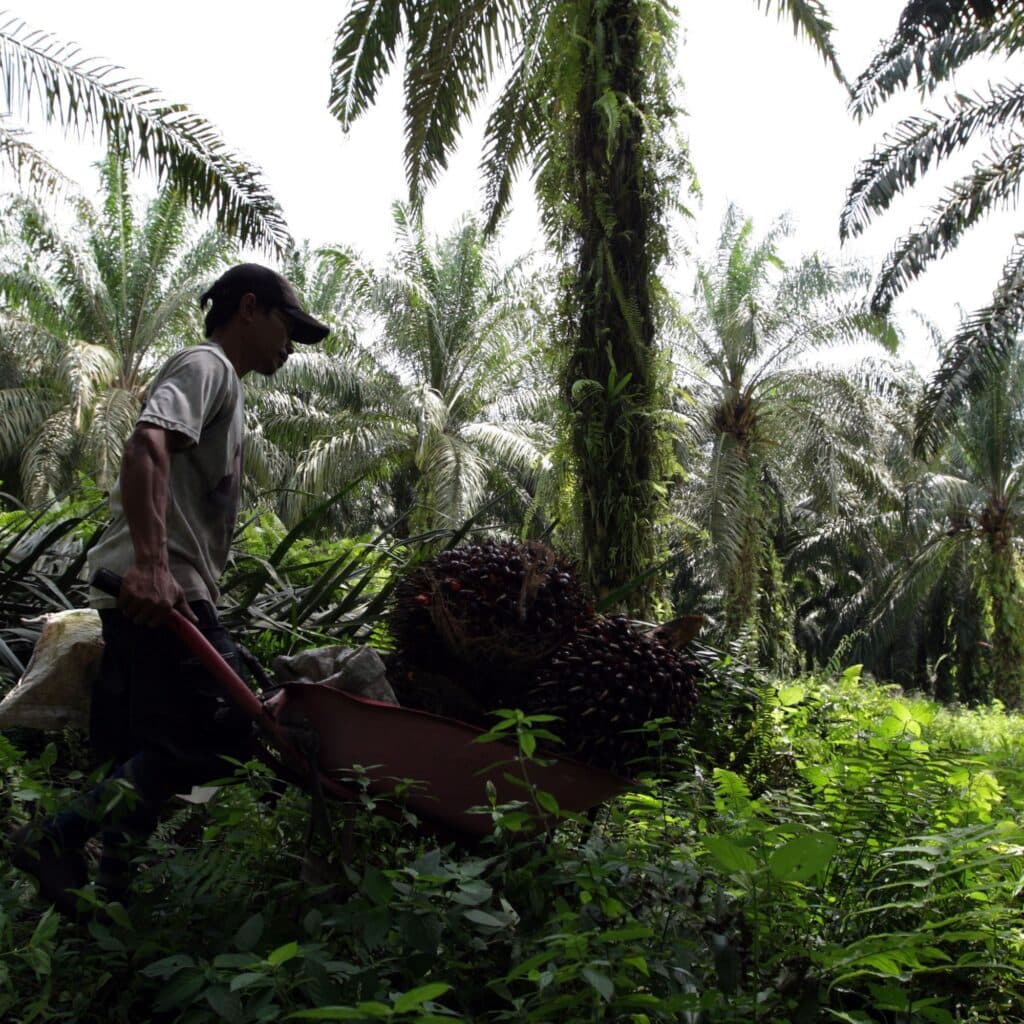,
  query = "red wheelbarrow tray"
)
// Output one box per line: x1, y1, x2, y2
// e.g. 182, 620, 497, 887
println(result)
90, 570, 634, 841
265, 683, 634, 840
